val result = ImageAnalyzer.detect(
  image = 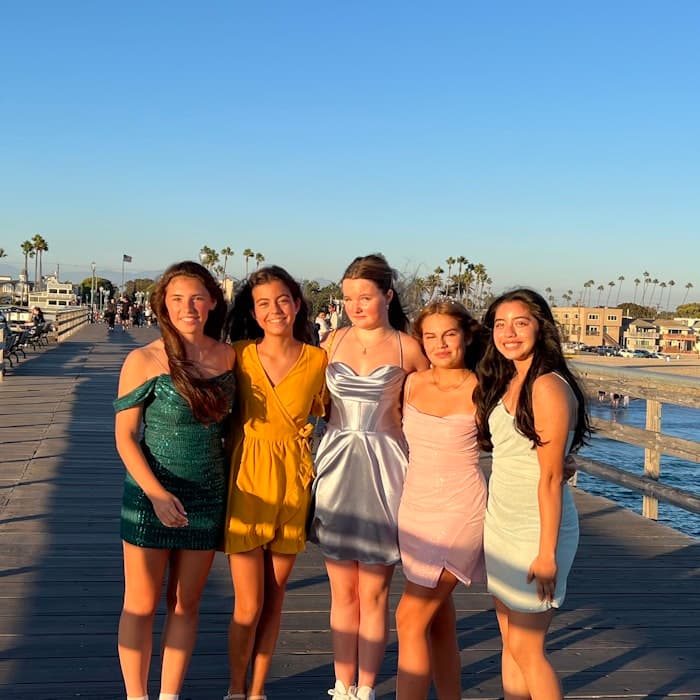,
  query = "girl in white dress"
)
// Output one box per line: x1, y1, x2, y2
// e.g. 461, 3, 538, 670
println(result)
475, 288, 590, 700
